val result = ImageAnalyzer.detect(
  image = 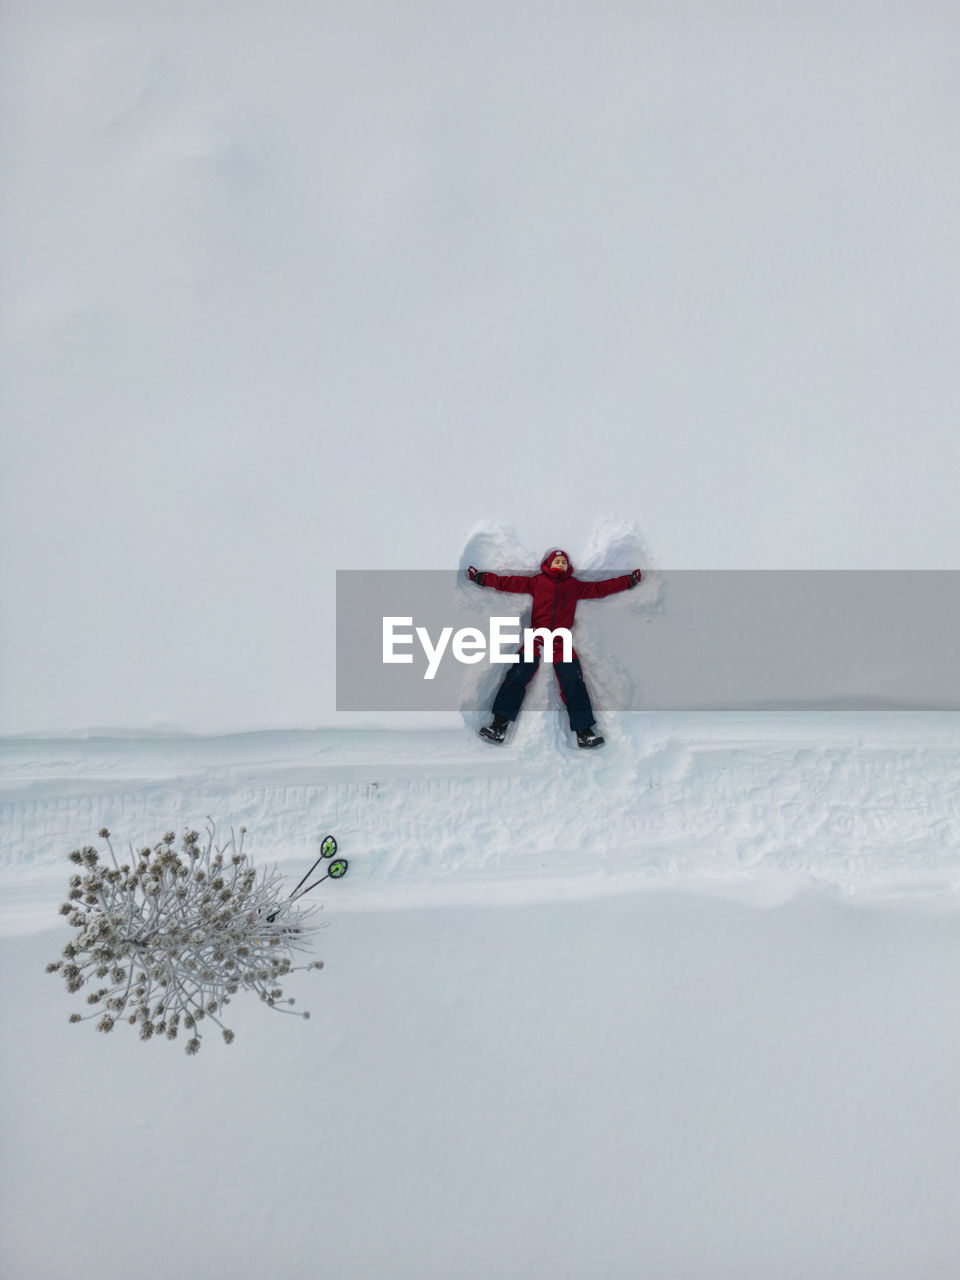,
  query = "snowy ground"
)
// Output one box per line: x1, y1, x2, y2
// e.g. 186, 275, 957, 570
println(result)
5, 891, 960, 1280
3, 719, 960, 1277
3, 714, 960, 910
6, 1, 960, 1273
